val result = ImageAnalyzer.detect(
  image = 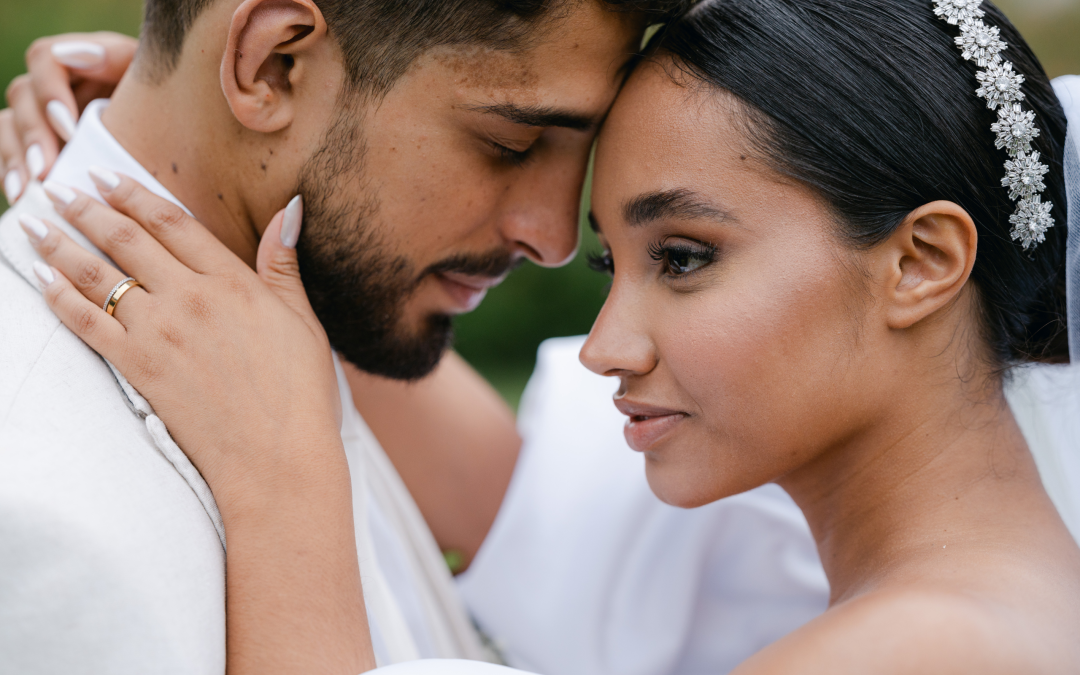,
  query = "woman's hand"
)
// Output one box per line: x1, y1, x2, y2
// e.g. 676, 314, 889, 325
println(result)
23, 171, 343, 496
20, 171, 375, 674
3, 32, 136, 203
